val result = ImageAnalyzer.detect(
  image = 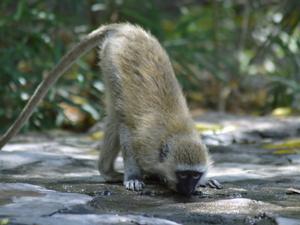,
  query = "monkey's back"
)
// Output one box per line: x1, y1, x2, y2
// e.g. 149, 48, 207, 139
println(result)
100, 24, 190, 130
